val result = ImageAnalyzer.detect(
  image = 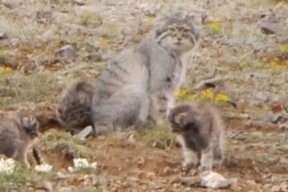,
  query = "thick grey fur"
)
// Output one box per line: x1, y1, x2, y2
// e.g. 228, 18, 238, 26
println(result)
91, 11, 200, 136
